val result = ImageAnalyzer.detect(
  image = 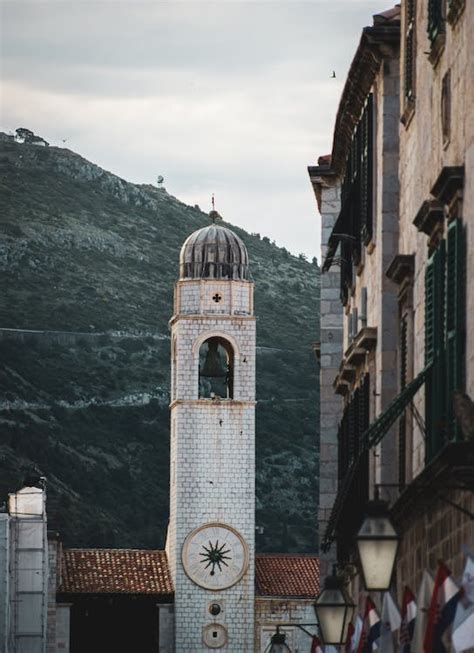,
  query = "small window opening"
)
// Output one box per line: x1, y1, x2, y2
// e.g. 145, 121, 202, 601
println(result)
199, 337, 234, 399
212, 632, 218, 639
